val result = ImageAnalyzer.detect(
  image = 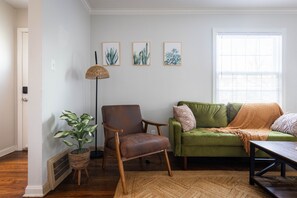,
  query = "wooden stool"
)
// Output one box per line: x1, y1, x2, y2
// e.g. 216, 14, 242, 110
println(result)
73, 168, 89, 185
